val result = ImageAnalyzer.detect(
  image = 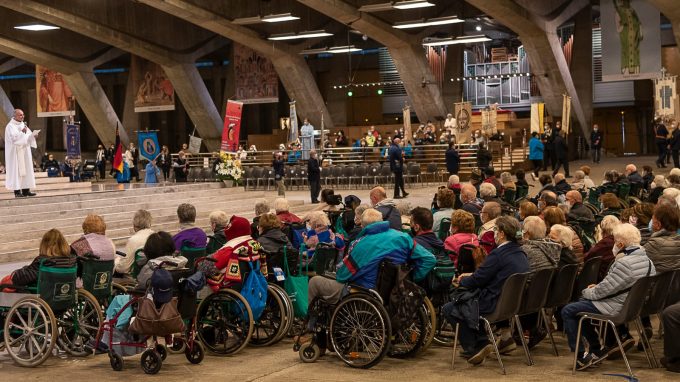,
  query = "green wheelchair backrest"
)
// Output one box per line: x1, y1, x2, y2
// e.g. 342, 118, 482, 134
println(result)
79, 257, 115, 302
617, 183, 631, 199
503, 189, 517, 206
129, 248, 146, 279
180, 246, 207, 269
37, 261, 77, 312
312, 244, 339, 275
515, 185, 529, 200
206, 235, 226, 256
587, 187, 601, 206
438, 218, 451, 241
